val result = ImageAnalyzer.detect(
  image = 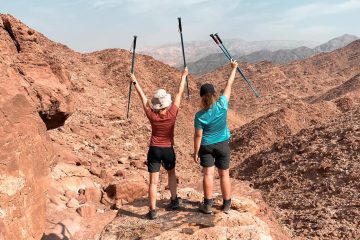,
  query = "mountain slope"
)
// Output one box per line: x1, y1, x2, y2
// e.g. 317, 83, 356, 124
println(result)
239, 46, 318, 65
232, 106, 360, 239
196, 39, 360, 123
189, 34, 358, 75
312, 73, 360, 104
315, 34, 359, 52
